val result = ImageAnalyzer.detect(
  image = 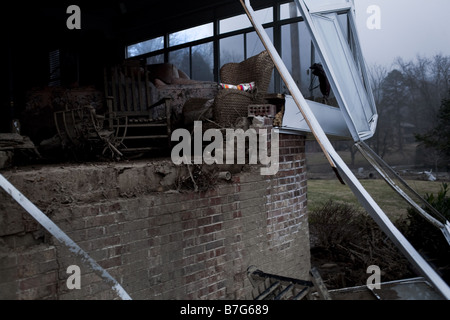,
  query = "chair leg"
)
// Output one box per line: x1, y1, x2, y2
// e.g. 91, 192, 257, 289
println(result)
106, 96, 114, 131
